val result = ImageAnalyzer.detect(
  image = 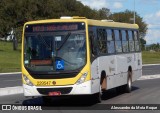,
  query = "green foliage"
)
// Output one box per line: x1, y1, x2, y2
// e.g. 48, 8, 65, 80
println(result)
0, 0, 99, 39
146, 43, 160, 51
142, 51, 160, 64
0, 41, 21, 72
0, 1, 147, 44
140, 38, 146, 50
